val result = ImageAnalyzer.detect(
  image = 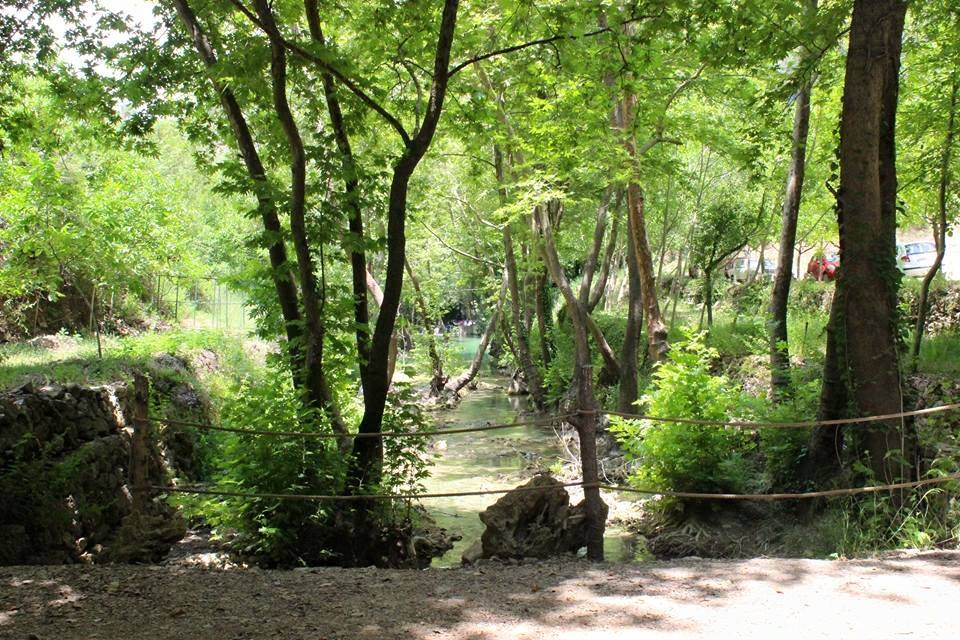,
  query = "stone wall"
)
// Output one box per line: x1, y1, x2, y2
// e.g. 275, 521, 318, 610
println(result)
0, 382, 183, 565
